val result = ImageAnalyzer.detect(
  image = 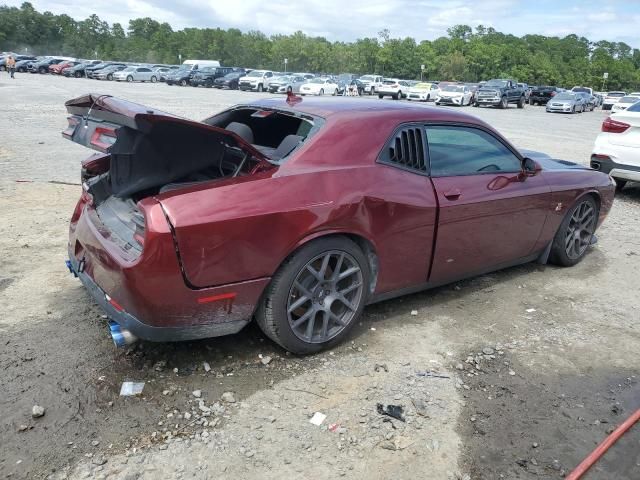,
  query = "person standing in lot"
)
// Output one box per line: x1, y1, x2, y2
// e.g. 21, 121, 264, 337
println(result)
6, 55, 16, 78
